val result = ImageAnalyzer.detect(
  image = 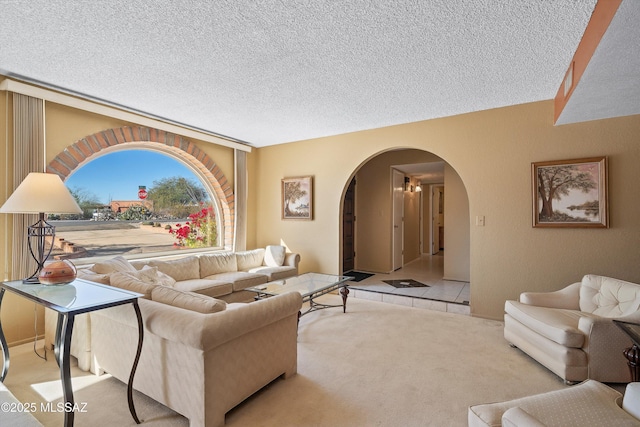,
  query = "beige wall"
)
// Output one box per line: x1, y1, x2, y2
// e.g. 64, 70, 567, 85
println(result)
253, 100, 640, 320
443, 165, 470, 282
